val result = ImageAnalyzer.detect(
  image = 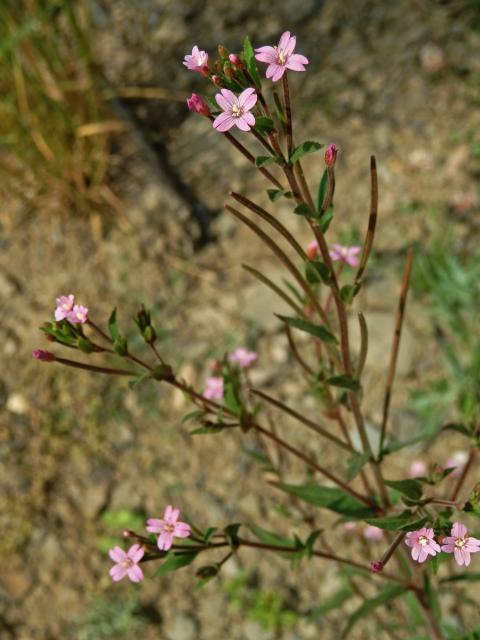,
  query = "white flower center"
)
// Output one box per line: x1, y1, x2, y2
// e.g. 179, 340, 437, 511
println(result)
277, 48, 286, 65
121, 558, 133, 568
163, 523, 175, 533
455, 538, 466, 548
418, 536, 428, 546
232, 104, 243, 118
